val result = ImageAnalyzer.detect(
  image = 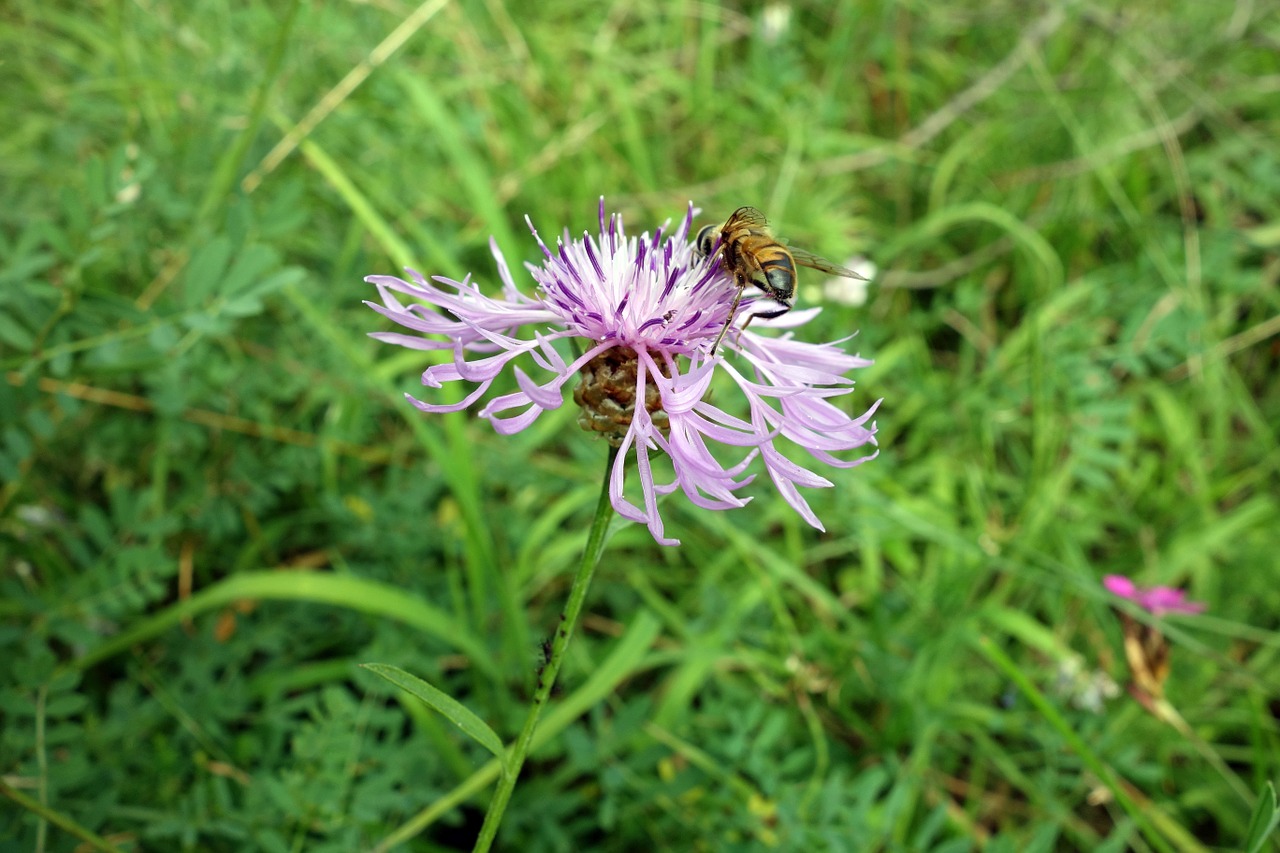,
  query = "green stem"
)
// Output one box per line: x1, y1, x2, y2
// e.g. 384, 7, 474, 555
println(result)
471, 446, 619, 853
0, 778, 125, 853
975, 635, 1182, 853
